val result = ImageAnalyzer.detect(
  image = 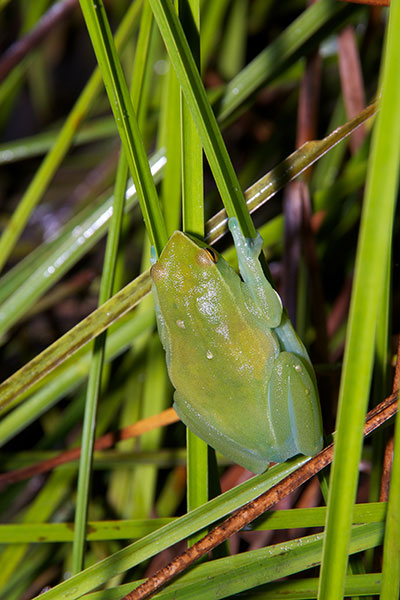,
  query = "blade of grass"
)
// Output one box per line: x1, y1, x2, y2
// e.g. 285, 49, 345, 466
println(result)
0, 116, 117, 164
71, 151, 128, 572
83, 574, 383, 600
123, 523, 383, 600
178, 0, 208, 545
72, 0, 158, 572
78, 0, 167, 254
380, 341, 400, 599
148, 0, 256, 239
200, 0, 230, 70
217, 0, 247, 81
0, 503, 387, 544
0, 268, 152, 413
129, 335, 169, 520
216, 0, 356, 123
158, 56, 181, 235
0, 0, 142, 273
0, 150, 165, 338
32, 458, 309, 600
318, 2, 400, 597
